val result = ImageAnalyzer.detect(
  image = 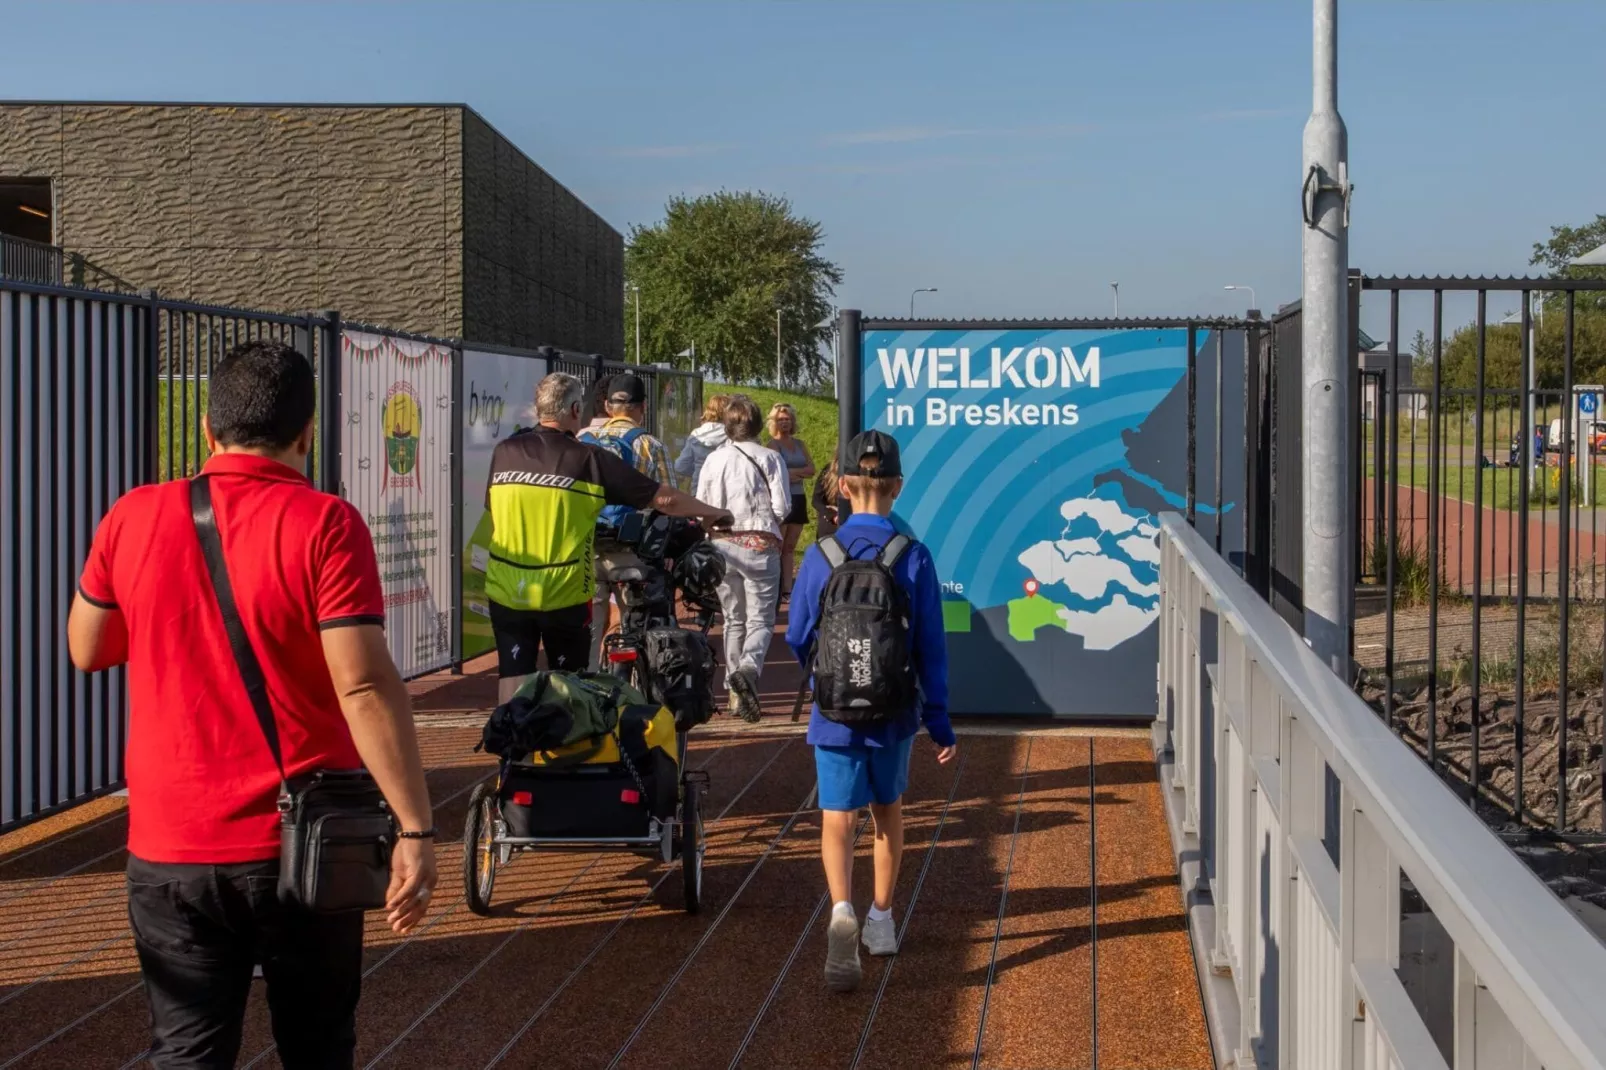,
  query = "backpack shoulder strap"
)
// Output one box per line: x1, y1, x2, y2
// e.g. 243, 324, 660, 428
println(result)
618, 425, 647, 448
877, 533, 914, 569
819, 536, 848, 570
